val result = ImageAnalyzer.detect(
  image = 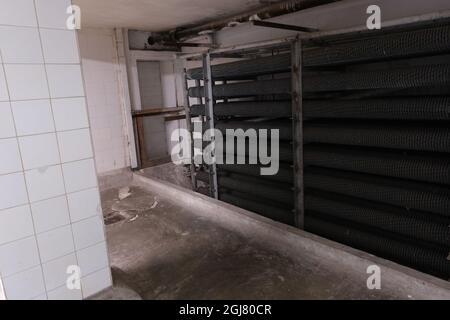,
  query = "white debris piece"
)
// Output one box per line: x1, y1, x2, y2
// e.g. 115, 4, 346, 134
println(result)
150, 199, 158, 209
129, 215, 139, 222
118, 187, 132, 200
